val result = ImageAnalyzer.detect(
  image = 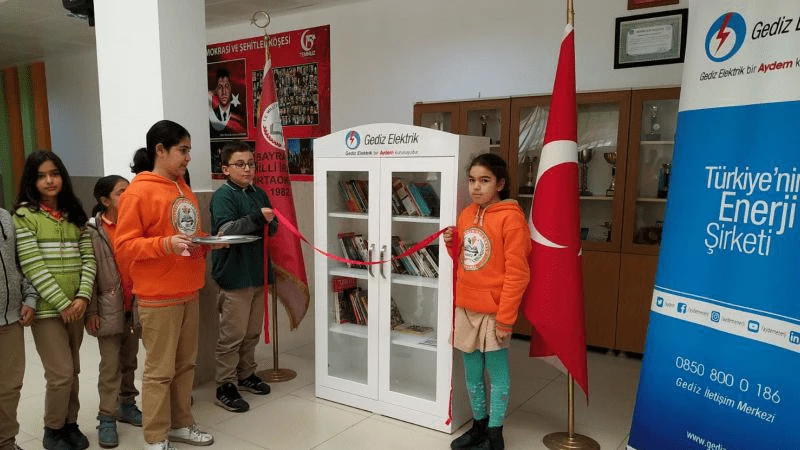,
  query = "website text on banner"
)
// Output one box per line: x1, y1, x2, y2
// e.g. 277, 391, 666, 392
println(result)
628, 2, 800, 449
